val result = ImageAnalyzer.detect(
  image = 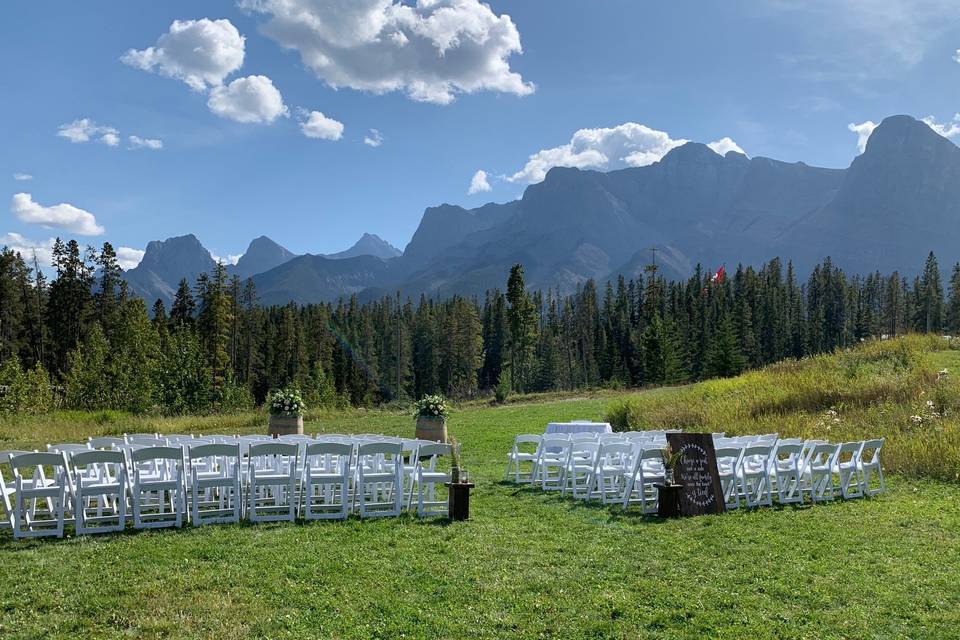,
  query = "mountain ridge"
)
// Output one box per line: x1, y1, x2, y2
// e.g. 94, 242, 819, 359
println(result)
119, 115, 960, 307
